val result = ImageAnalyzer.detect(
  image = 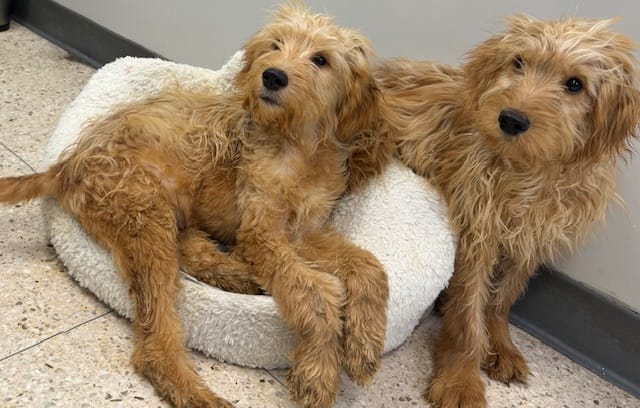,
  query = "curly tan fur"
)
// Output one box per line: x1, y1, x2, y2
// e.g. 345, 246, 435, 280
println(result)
0, 4, 394, 408
375, 15, 640, 408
